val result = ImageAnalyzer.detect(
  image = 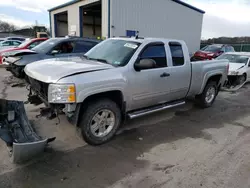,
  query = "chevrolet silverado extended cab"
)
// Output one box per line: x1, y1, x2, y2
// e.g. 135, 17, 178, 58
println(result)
24, 37, 229, 145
